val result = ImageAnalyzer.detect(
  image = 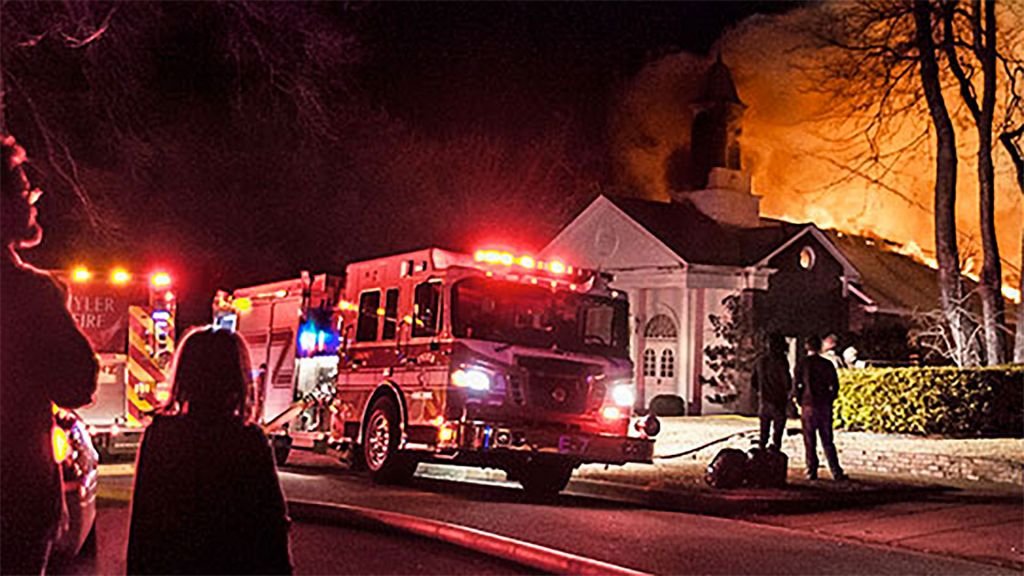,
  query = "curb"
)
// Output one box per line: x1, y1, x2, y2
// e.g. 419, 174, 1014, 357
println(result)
569, 477, 945, 516
414, 464, 945, 517
287, 498, 650, 576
